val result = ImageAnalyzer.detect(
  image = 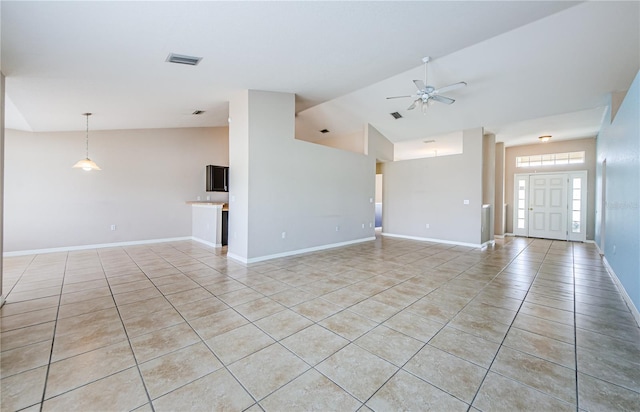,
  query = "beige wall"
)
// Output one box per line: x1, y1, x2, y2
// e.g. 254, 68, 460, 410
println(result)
382, 127, 485, 246
504, 137, 597, 238
4, 126, 229, 252
494, 142, 505, 235
1, 72, 5, 301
